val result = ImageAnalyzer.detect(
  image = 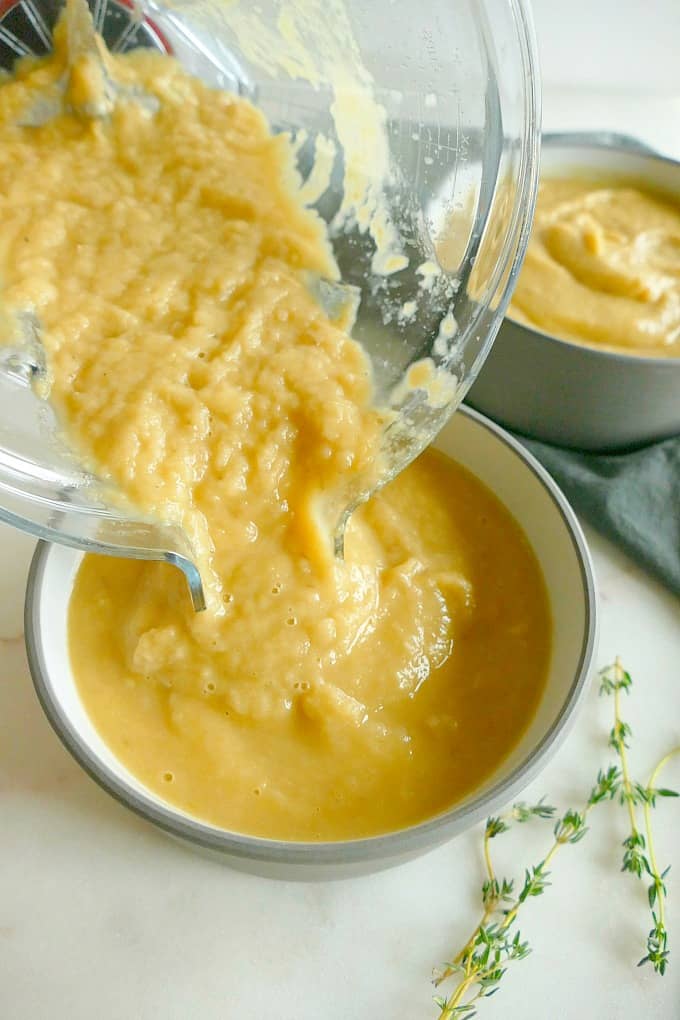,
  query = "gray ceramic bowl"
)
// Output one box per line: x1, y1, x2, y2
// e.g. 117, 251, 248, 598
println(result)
25, 407, 597, 879
467, 132, 680, 451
